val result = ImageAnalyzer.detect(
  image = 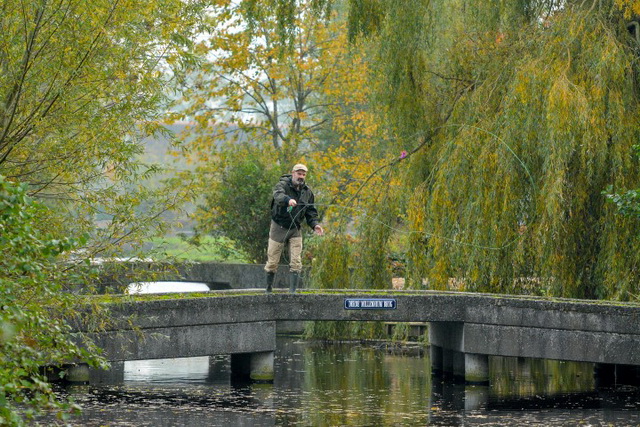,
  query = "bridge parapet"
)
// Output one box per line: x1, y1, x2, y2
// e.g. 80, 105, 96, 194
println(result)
84, 291, 640, 332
